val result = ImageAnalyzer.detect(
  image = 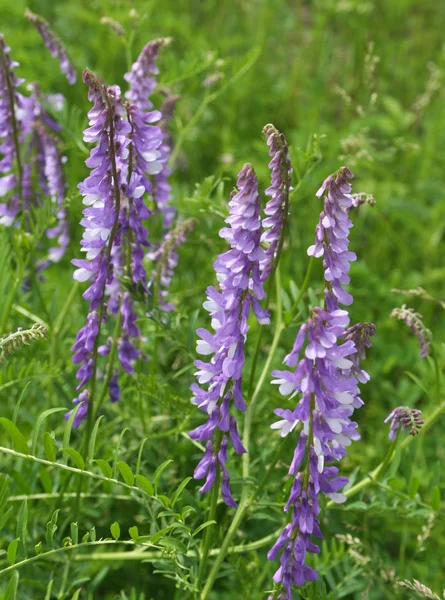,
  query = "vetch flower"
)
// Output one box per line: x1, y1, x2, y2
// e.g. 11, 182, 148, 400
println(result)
189, 164, 269, 507
384, 406, 424, 440
260, 124, 292, 282
25, 9, 76, 84
390, 304, 431, 358
268, 167, 374, 596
